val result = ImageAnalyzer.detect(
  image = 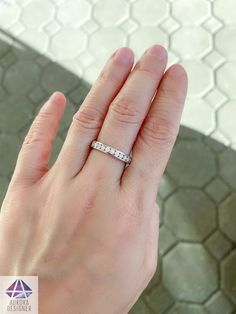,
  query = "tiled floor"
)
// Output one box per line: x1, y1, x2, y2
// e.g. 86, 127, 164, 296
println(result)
0, 0, 236, 313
